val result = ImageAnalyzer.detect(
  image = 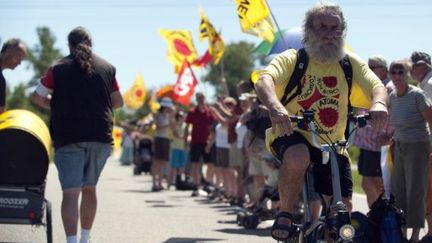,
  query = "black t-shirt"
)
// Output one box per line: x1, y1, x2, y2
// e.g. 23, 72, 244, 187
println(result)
0, 70, 5, 107
49, 54, 116, 149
